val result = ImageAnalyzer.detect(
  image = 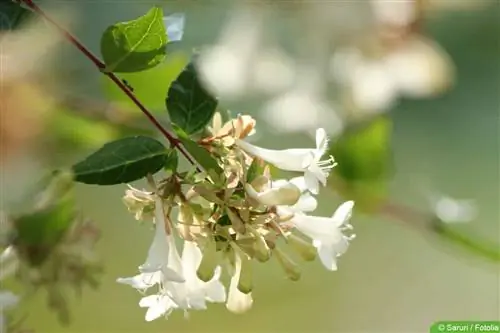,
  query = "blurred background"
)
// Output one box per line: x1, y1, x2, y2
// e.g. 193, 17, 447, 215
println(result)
1, 0, 498, 332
